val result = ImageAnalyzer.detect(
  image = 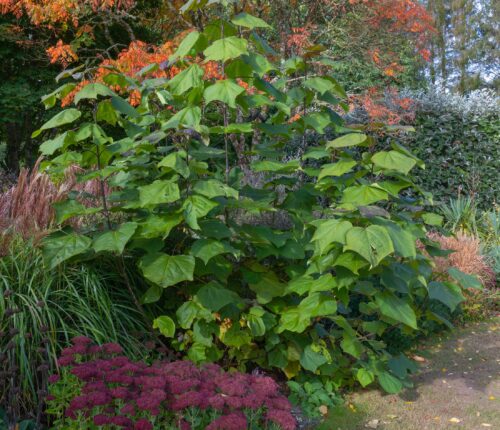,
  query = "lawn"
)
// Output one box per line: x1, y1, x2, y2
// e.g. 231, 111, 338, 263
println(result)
321, 319, 500, 430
